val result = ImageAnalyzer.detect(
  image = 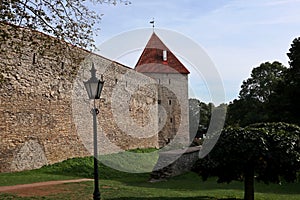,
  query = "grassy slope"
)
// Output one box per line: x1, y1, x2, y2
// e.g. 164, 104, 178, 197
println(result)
0, 154, 299, 200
